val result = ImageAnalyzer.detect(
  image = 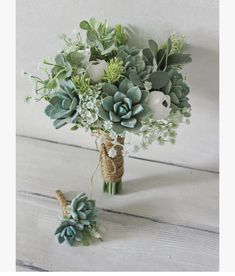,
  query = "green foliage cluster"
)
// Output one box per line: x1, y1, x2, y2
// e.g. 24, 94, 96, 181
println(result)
102, 58, 124, 83
80, 18, 127, 60
72, 73, 90, 94
26, 17, 192, 149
